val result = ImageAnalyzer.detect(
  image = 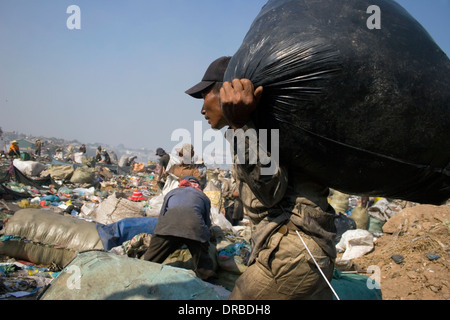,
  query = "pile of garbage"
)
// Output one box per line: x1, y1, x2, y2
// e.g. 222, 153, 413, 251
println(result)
0, 157, 250, 300
0, 260, 59, 299
329, 189, 417, 265
1, 157, 447, 300
328, 190, 449, 300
